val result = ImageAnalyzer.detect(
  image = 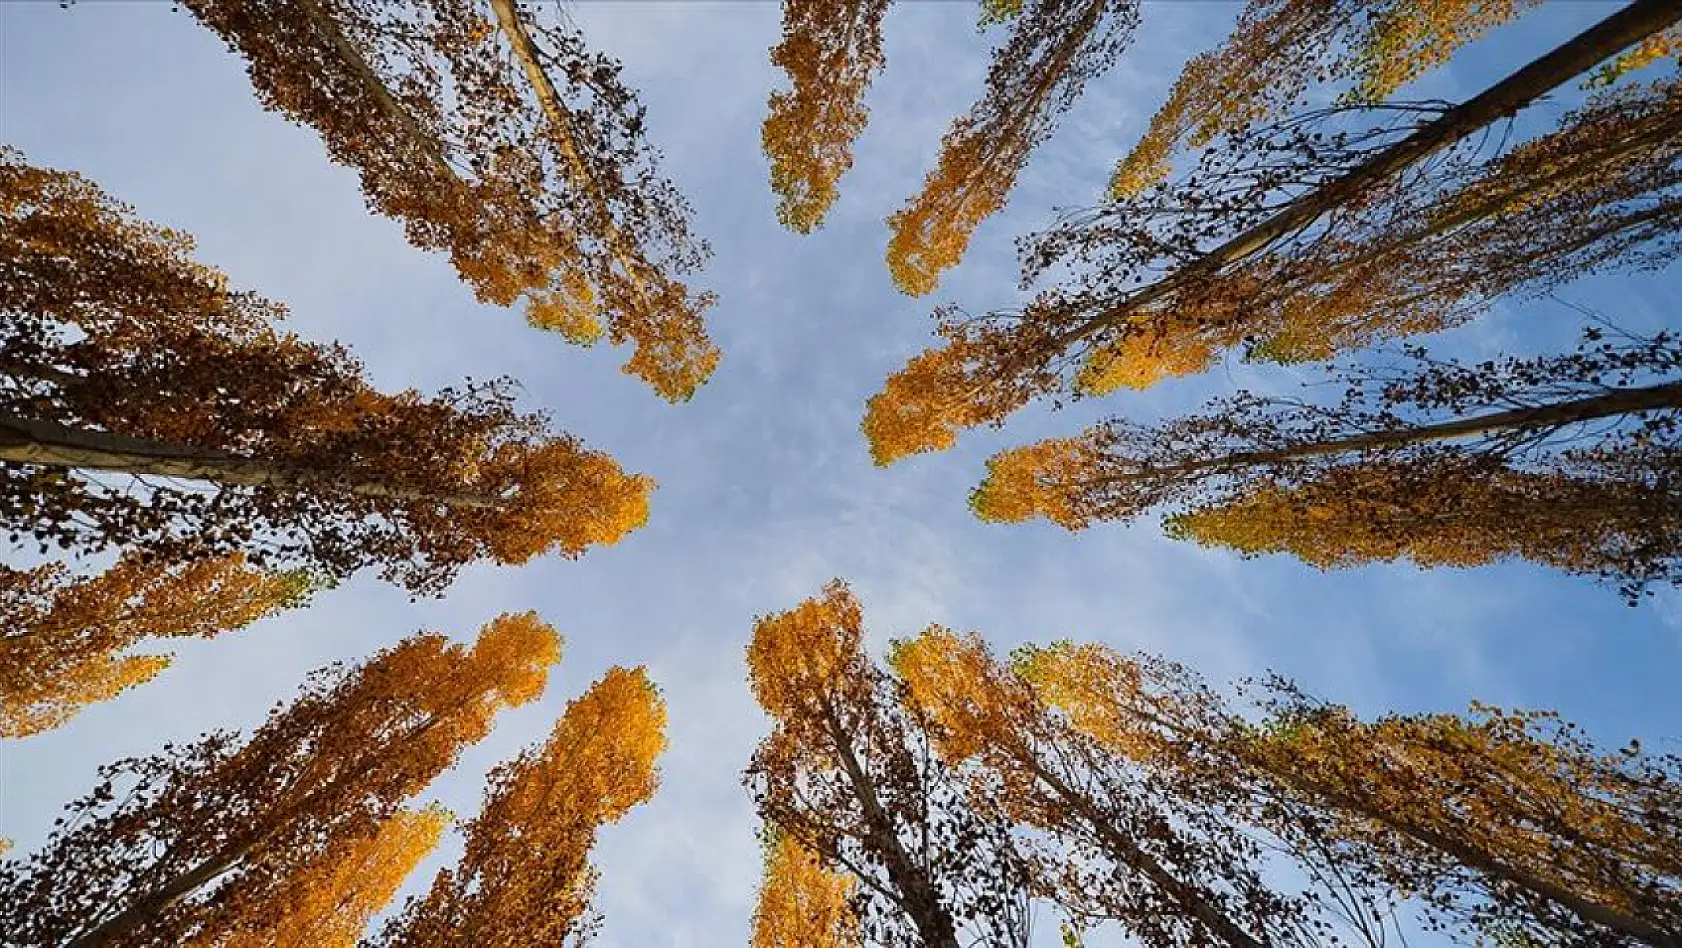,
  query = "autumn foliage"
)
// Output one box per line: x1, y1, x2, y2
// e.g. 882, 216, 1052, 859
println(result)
763, 0, 891, 234
181, 0, 718, 399
974, 329, 1682, 600
1, 151, 652, 594
885, 0, 1137, 296
0, 552, 308, 738
203, 805, 450, 948
751, 831, 859, 948
1110, 0, 1542, 198
744, 581, 1030, 947
891, 622, 1682, 946
377, 664, 665, 946
0, 613, 561, 946
864, 2, 1682, 462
